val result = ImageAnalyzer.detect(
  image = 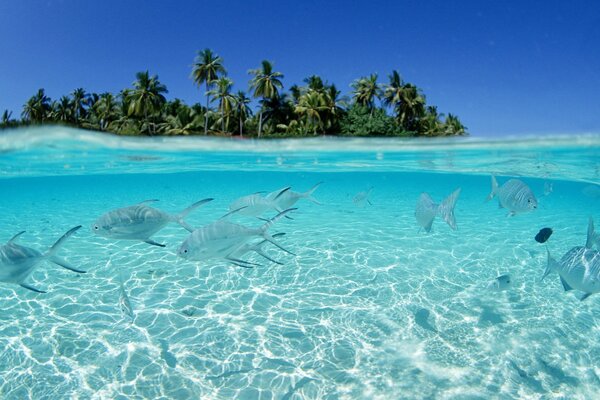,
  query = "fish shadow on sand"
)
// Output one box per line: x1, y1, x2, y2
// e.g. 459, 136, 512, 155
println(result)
414, 308, 438, 333
477, 305, 505, 326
